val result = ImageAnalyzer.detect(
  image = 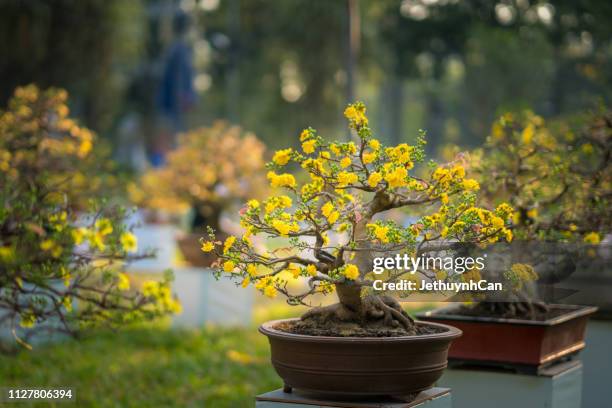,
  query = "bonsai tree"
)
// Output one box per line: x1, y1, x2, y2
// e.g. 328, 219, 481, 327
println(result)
474, 109, 611, 242
466, 108, 611, 318
133, 122, 267, 233
202, 103, 514, 335
0, 85, 180, 348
